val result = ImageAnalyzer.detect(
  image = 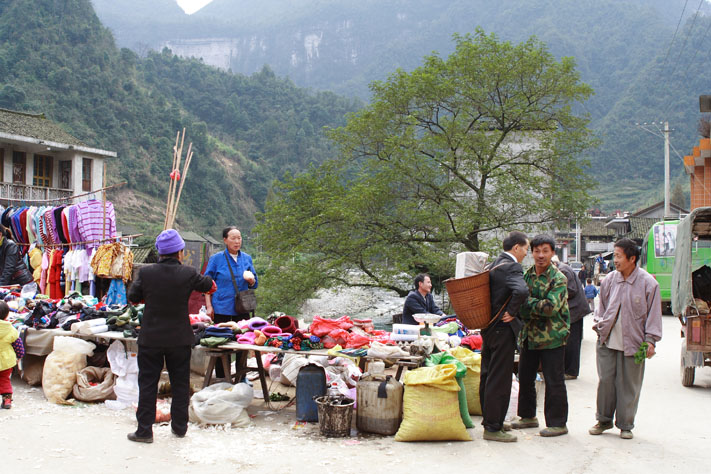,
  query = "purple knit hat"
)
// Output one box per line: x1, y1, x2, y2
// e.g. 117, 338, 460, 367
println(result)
156, 229, 185, 254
